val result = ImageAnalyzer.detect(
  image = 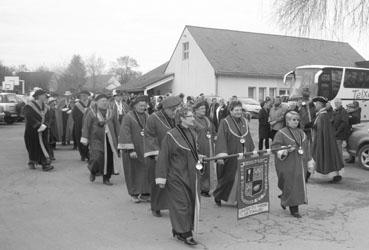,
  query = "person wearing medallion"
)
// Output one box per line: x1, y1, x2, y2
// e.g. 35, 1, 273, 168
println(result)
213, 100, 255, 207
312, 96, 344, 183
297, 88, 316, 182
272, 111, 312, 218
72, 90, 91, 161
23, 89, 54, 171
156, 106, 201, 246
193, 100, 216, 197
81, 94, 120, 186
144, 96, 182, 217
112, 89, 130, 124
118, 95, 151, 203
59, 90, 73, 145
